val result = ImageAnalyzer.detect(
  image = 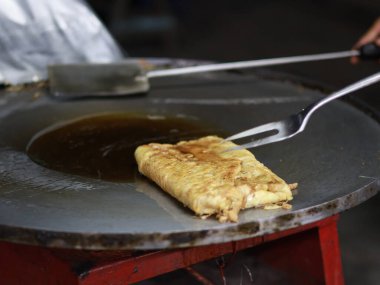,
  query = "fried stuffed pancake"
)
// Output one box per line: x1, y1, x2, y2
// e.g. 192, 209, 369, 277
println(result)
135, 136, 296, 222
